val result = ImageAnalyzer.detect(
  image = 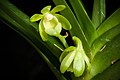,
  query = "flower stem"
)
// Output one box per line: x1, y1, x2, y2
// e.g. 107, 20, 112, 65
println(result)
57, 34, 68, 48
